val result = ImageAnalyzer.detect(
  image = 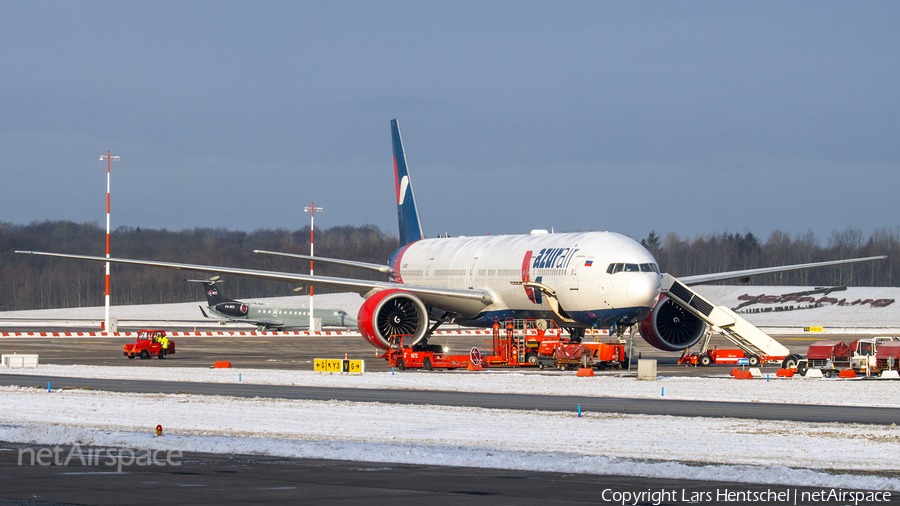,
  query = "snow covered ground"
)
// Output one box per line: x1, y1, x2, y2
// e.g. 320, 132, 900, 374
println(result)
0, 385, 898, 491
1, 288, 899, 490
694, 285, 900, 328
